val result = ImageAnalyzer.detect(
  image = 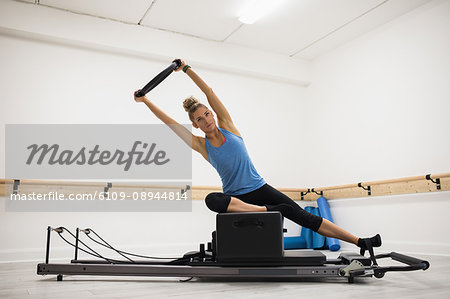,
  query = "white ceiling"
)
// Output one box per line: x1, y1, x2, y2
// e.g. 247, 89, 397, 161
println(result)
32, 0, 431, 60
